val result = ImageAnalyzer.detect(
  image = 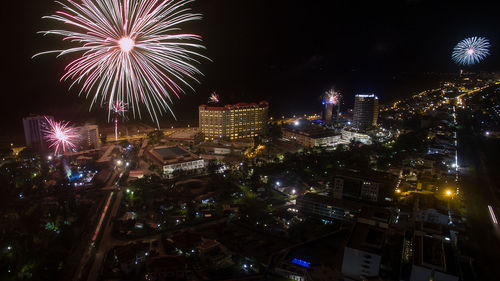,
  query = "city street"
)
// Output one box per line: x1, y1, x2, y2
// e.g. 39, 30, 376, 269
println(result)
69, 170, 120, 281
87, 189, 124, 281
